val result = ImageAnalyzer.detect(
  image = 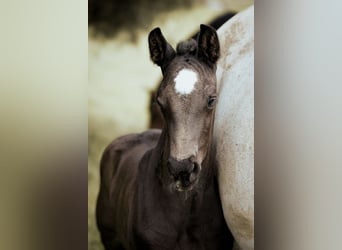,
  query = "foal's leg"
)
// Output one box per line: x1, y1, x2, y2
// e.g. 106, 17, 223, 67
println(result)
98, 228, 125, 250
96, 141, 125, 250
96, 199, 125, 250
